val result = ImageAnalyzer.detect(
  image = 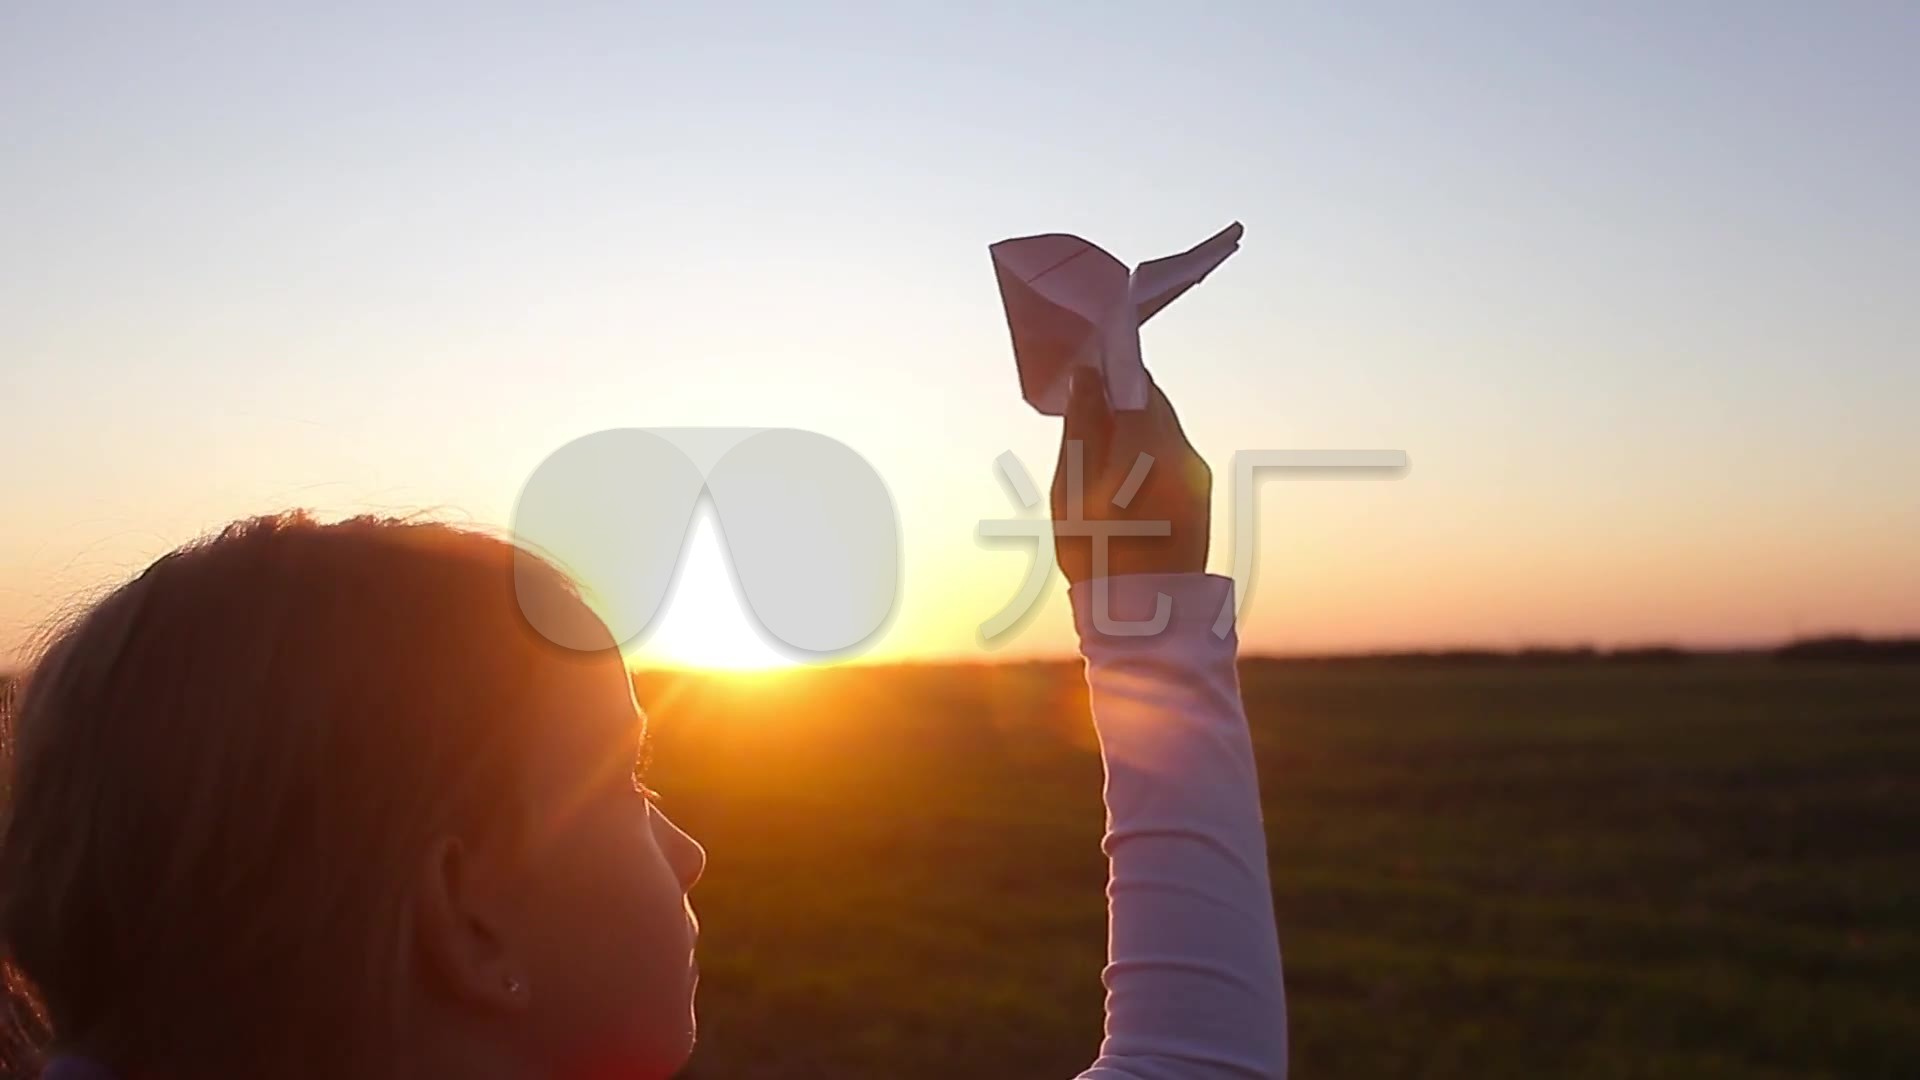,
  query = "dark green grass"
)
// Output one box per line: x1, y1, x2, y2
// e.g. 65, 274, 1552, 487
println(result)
637, 660, 1920, 1079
